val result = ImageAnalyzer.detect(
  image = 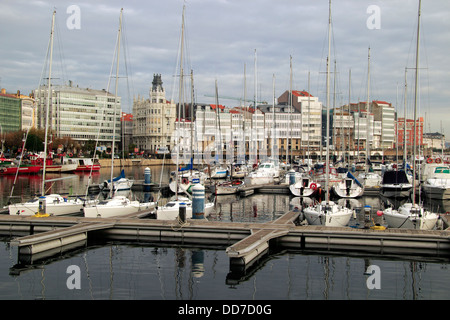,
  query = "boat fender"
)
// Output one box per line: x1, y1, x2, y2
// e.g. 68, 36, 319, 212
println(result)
376, 210, 383, 216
